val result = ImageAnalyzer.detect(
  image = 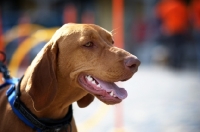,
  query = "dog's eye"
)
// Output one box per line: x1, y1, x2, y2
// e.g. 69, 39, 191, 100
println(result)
84, 42, 94, 47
